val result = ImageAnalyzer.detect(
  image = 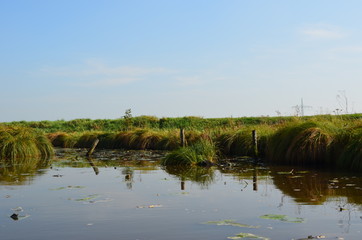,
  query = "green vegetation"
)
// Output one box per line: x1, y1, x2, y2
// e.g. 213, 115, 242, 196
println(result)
161, 139, 217, 166
0, 126, 53, 162
266, 122, 338, 166
3, 114, 362, 171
